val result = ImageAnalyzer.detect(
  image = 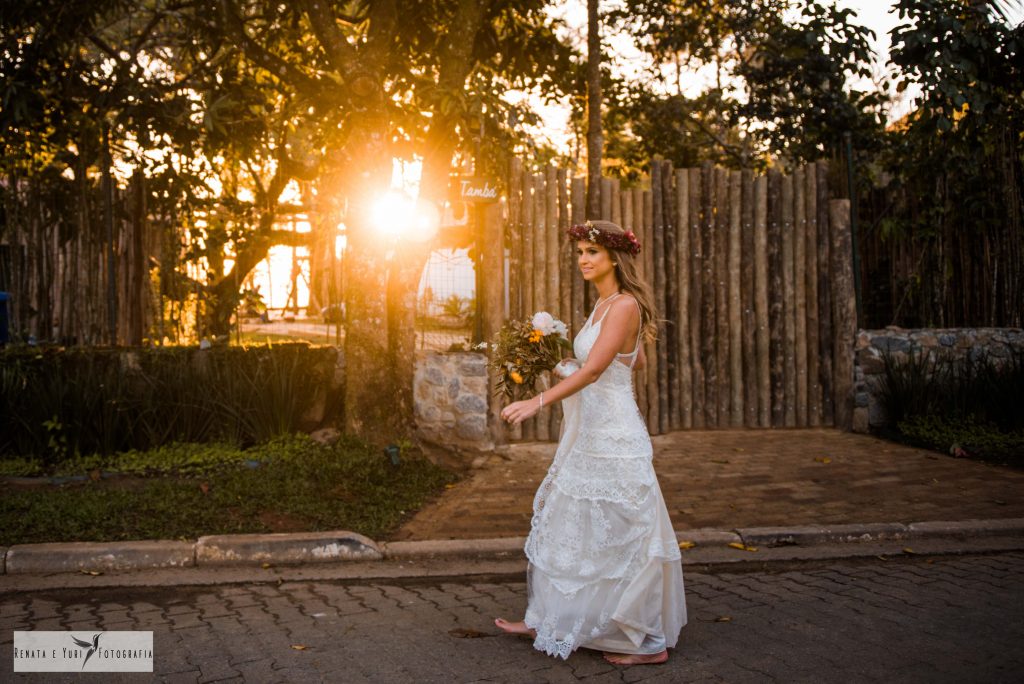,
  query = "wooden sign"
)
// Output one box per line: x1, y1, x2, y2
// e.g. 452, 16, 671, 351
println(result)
452, 176, 499, 203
